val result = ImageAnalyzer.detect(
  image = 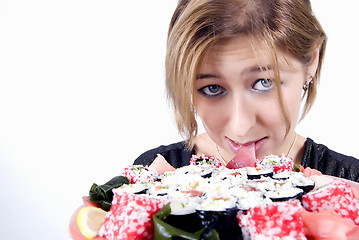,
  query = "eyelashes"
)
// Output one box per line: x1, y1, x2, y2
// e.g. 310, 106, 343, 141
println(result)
251, 79, 274, 93
197, 85, 227, 98
197, 78, 275, 98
